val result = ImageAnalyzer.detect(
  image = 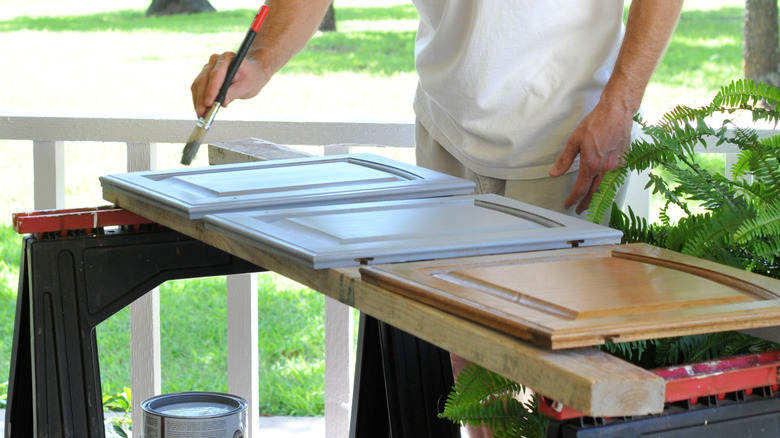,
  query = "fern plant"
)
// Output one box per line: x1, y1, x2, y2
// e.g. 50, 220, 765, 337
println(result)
440, 80, 780, 436
439, 363, 548, 438
588, 78, 780, 277
587, 79, 780, 369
